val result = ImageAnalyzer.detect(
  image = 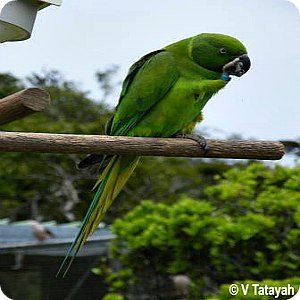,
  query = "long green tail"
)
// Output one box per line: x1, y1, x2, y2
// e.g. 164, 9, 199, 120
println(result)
56, 155, 140, 277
